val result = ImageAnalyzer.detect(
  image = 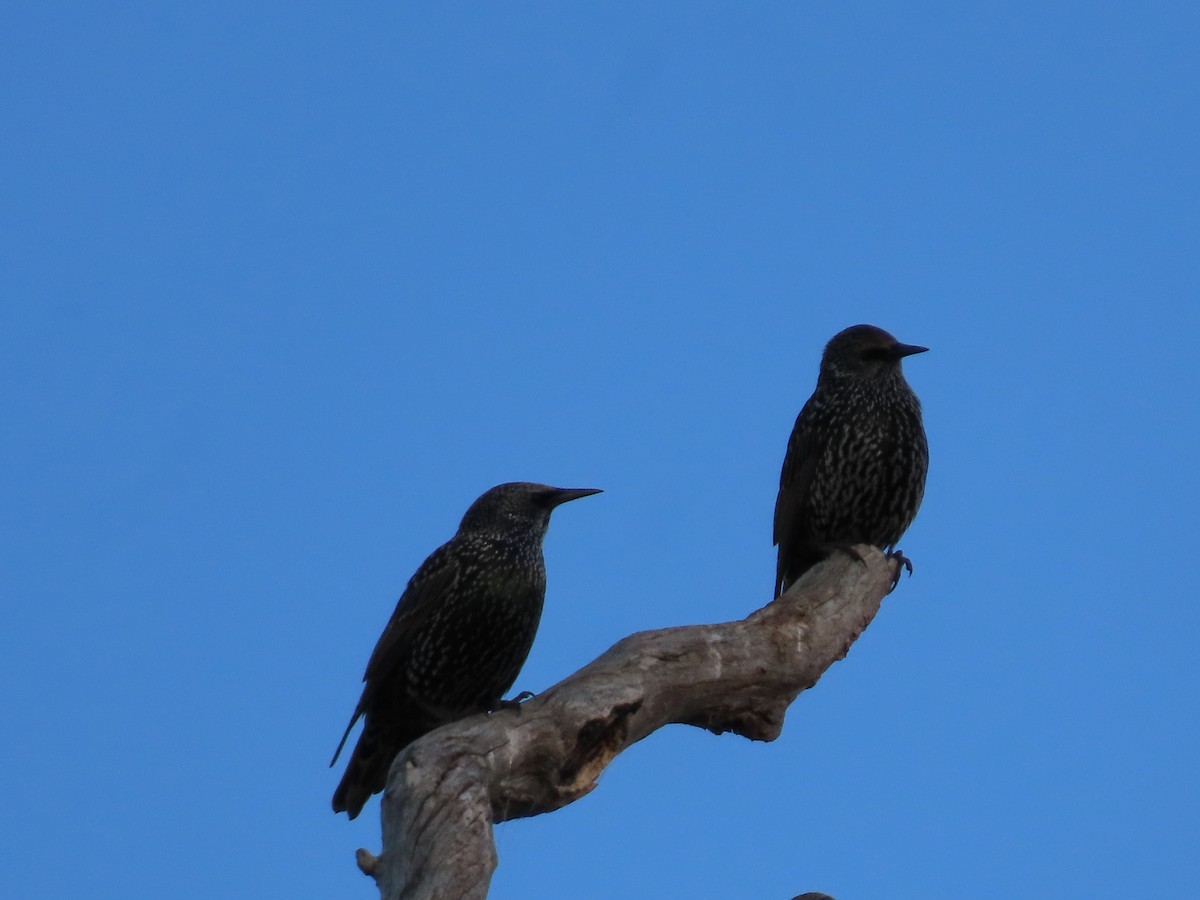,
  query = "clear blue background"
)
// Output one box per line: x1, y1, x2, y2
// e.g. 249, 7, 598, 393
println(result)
3, 3, 1198, 898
